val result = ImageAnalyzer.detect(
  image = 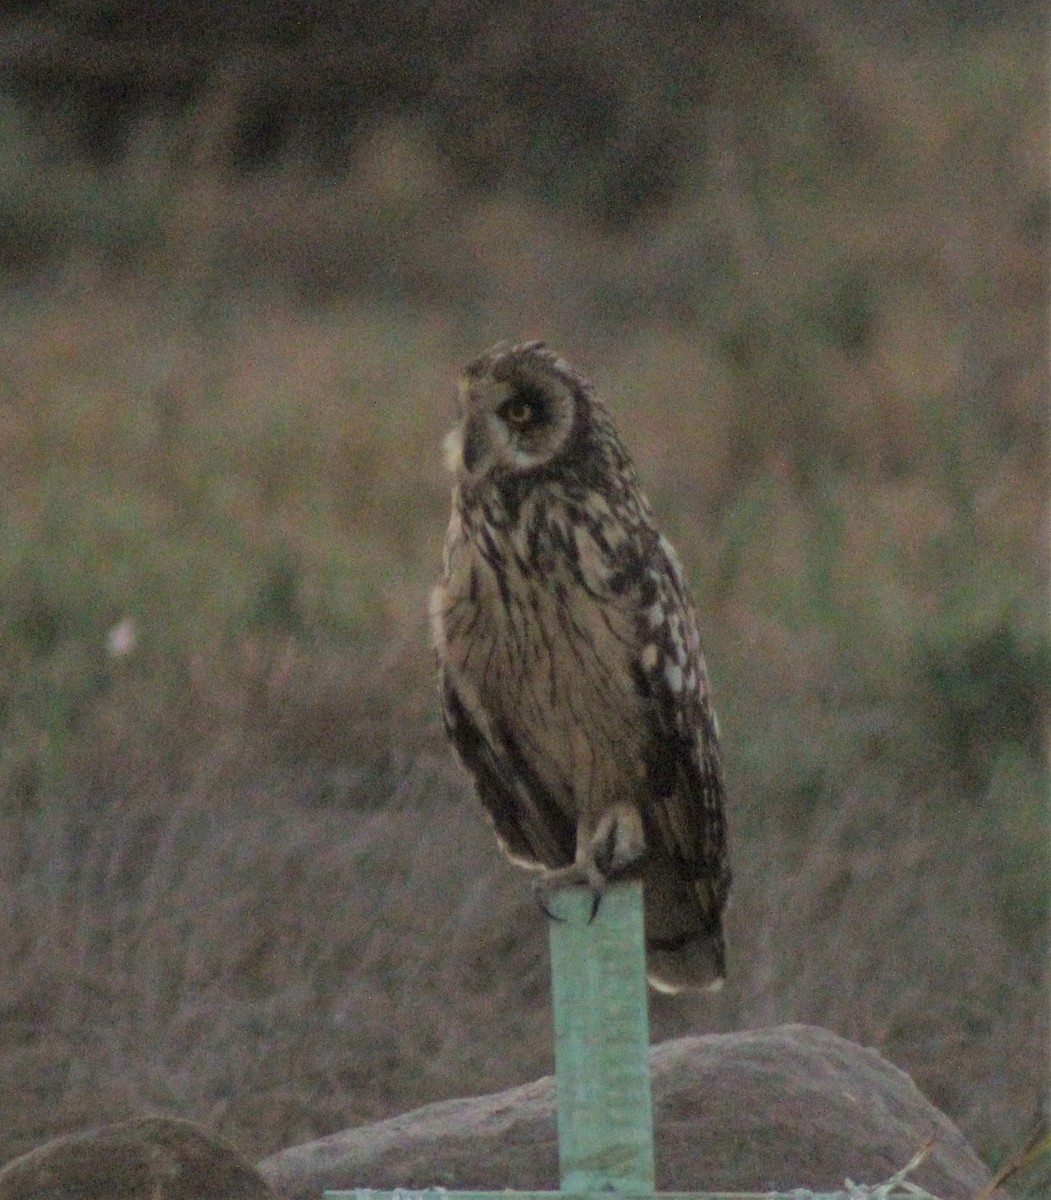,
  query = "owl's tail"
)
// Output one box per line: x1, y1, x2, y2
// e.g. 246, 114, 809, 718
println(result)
642, 869, 727, 993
